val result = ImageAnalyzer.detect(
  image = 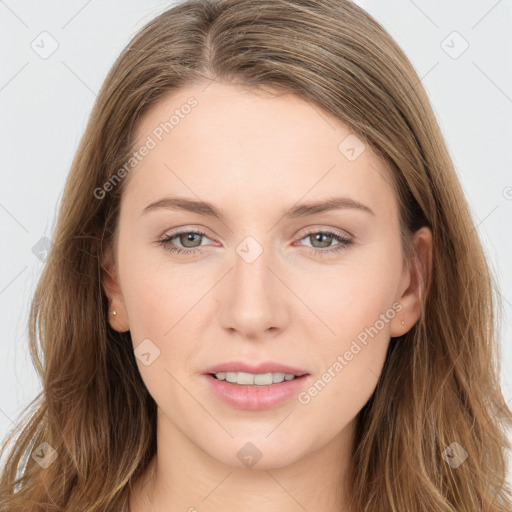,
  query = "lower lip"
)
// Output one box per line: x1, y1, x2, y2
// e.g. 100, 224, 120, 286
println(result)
203, 374, 310, 410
